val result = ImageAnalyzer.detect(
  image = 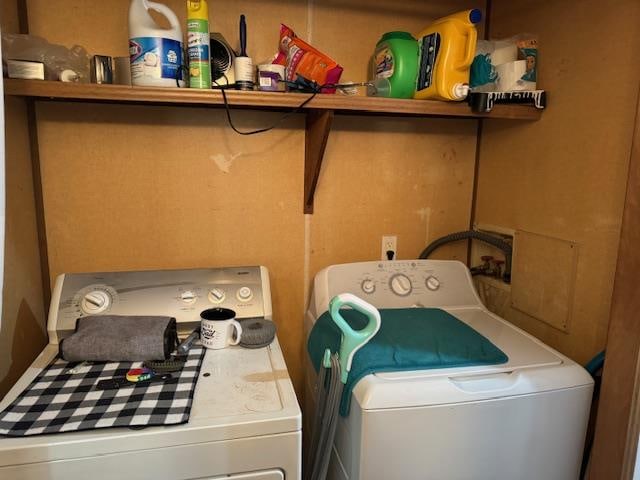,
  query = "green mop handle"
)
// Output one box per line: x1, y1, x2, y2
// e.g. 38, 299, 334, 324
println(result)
328, 293, 381, 383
